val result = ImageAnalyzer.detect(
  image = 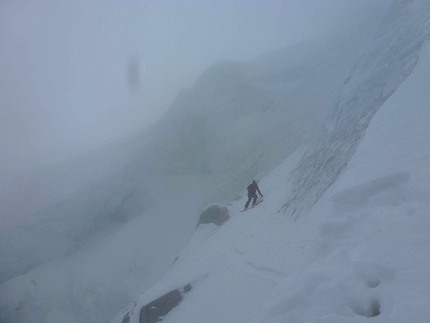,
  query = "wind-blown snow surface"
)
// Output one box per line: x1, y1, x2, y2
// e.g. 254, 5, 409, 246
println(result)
2, 0, 430, 322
